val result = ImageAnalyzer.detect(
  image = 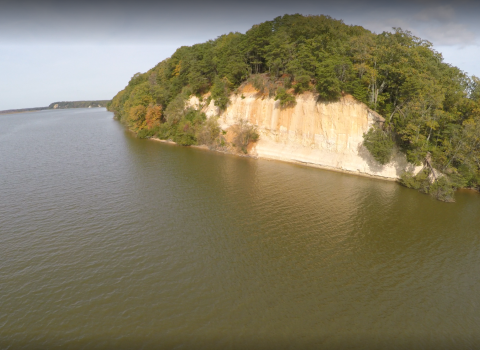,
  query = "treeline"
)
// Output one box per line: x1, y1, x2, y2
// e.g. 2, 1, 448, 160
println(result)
0, 107, 48, 114
0, 101, 110, 115
49, 100, 110, 109
108, 14, 480, 201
